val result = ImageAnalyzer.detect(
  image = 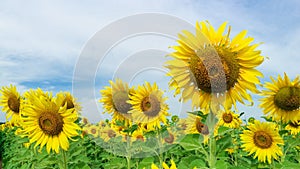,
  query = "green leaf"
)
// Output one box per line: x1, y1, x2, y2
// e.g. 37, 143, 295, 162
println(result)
138, 157, 155, 169
179, 134, 204, 151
